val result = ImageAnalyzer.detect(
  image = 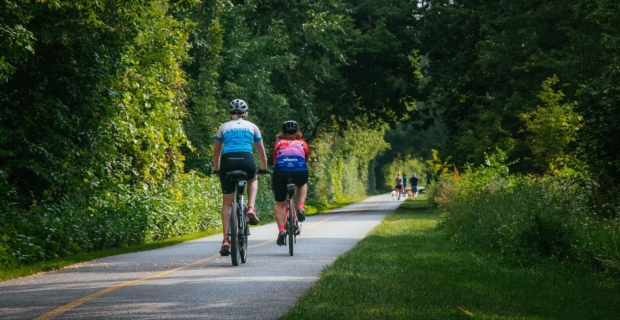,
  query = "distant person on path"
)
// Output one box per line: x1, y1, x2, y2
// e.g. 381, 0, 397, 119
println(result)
213, 99, 268, 255
394, 173, 403, 200
402, 173, 408, 195
271, 120, 310, 246
410, 173, 419, 200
